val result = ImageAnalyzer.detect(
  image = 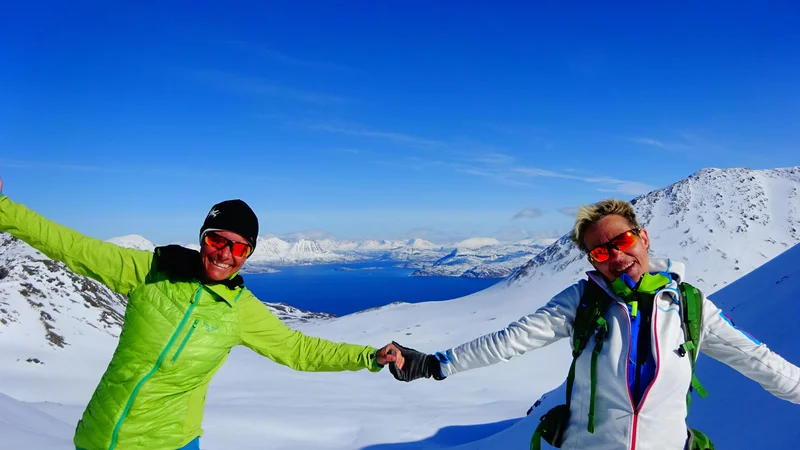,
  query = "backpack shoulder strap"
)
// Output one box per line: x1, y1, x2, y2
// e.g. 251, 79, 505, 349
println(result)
567, 279, 613, 432
678, 281, 708, 400
572, 279, 613, 356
